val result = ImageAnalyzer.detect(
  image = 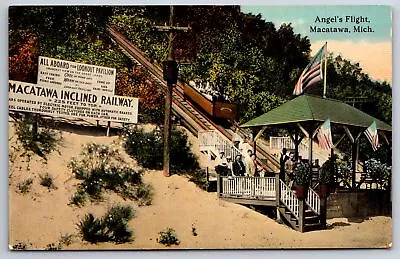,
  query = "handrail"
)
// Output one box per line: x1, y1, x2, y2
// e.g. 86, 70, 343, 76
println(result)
279, 180, 299, 219
199, 130, 241, 161
306, 188, 320, 215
